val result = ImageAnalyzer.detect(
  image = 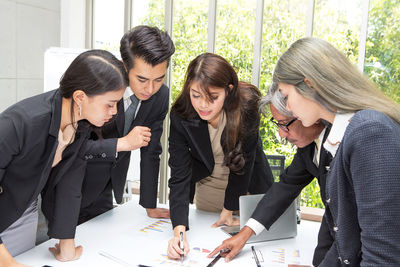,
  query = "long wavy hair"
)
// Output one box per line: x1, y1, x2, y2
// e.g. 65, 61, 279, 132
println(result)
273, 37, 400, 123
172, 53, 261, 173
